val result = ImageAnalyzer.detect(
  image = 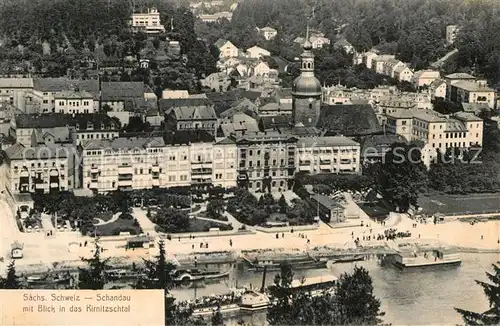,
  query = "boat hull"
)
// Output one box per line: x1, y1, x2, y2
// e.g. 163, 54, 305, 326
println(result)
193, 304, 240, 316
247, 261, 327, 272
393, 260, 462, 269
